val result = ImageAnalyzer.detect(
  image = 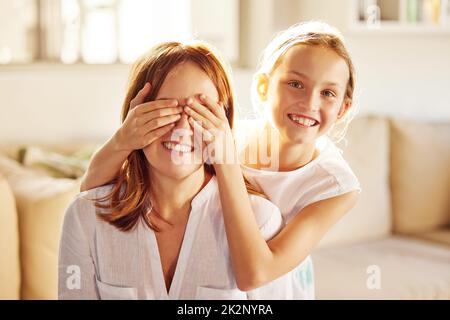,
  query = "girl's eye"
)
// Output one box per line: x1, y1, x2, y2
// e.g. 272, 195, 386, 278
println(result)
288, 81, 303, 89
322, 90, 336, 98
